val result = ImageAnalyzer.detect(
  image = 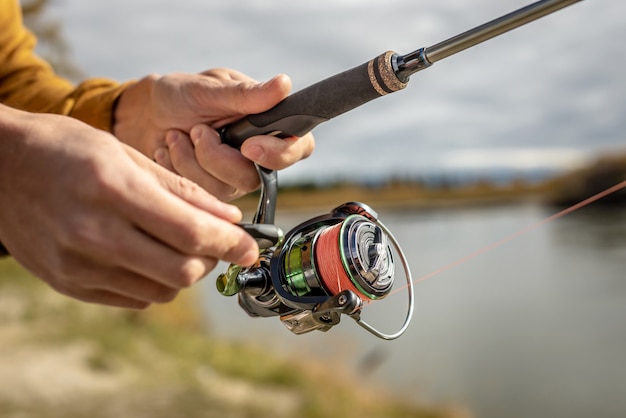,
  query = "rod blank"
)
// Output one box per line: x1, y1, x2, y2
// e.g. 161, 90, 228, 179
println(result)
425, 0, 583, 63
221, 0, 584, 148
